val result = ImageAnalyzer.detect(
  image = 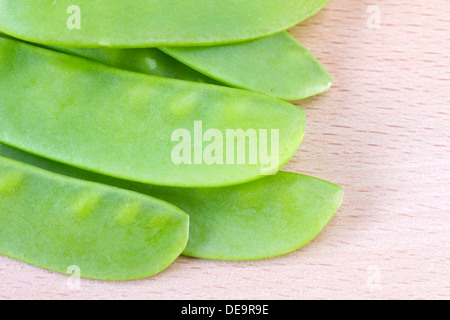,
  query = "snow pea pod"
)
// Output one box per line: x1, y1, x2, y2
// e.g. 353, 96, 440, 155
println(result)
0, 155, 189, 280
0, 143, 343, 261
153, 171, 343, 260
0, 0, 329, 47
1, 32, 330, 99
0, 37, 305, 187
0, 32, 216, 83
162, 32, 332, 101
